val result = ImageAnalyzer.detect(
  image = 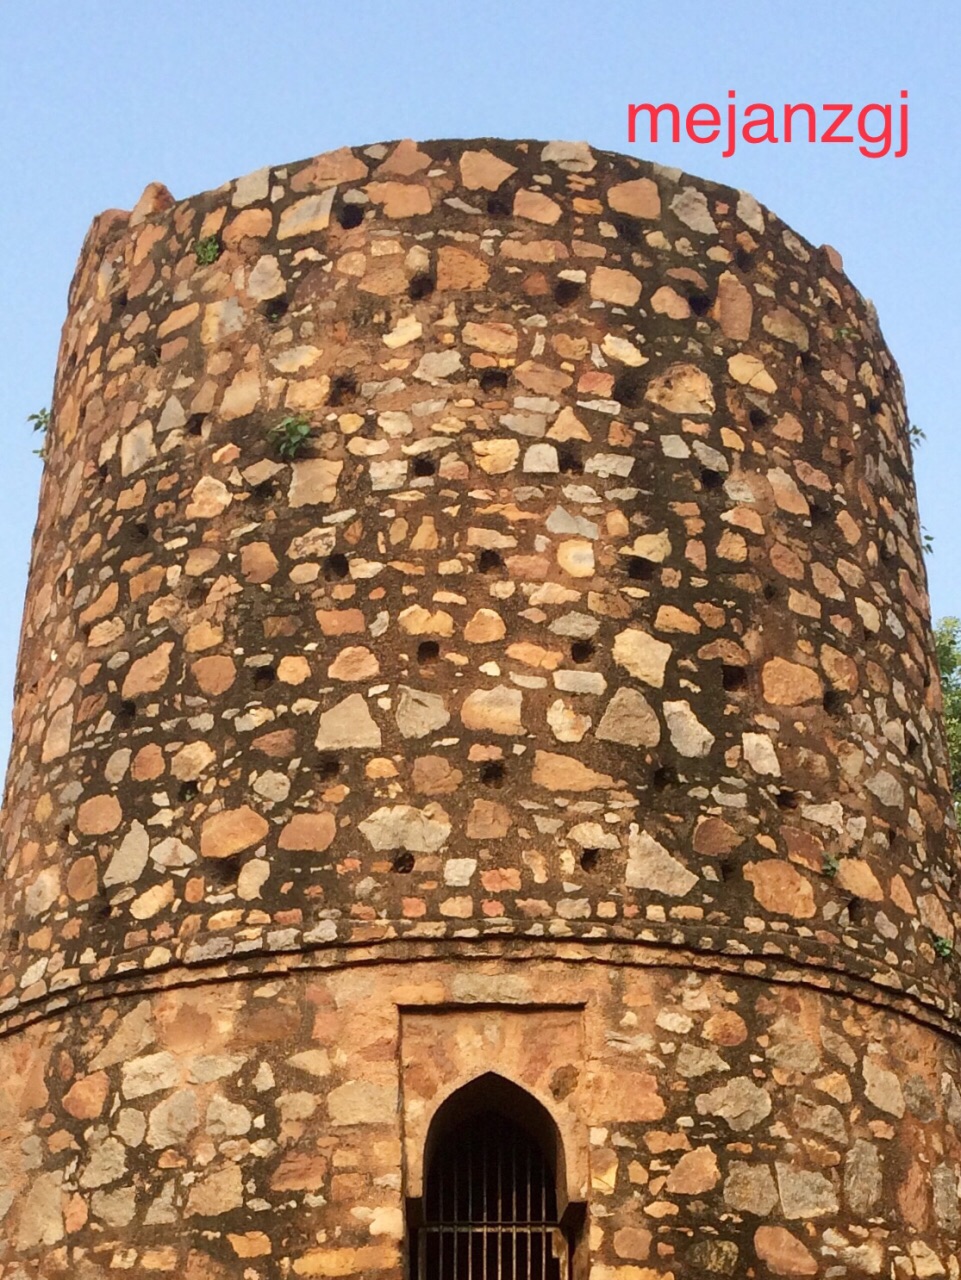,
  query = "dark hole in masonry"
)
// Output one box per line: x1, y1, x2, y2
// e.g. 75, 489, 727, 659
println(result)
688, 291, 713, 317
208, 854, 243, 887
809, 498, 832, 526
178, 780, 199, 804
324, 552, 350, 580
845, 896, 866, 926
653, 764, 678, 790
252, 665, 277, 689
553, 278, 583, 307
94, 896, 113, 921
417, 640, 440, 664
261, 296, 289, 323
612, 368, 646, 407
748, 407, 770, 428
776, 789, 799, 810
906, 732, 921, 757
413, 455, 437, 477
579, 848, 600, 872
117, 699, 137, 725
392, 851, 416, 874
8, 929, 21, 950
700, 467, 724, 490
717, 857, 737, 883
611, 213, 643, 245
134, 520, 151, 540
480, 367, 510, 392
187, 413, 206, 437
887, 827, 898, 847
251, 478, 277, 502
799, 350, 818, 371
480, 760, 506, 788
60, 823, 71, 841
143, 342, 160, 367
627, 556, 656, 581
879, 541, 896, 565
337, 203, 365, 230
486, 191, 513, 217
479, 549, 505, 573
868, 395, 883, 415
408, 273, 435, 300
571, 640, 595, 664
722, 664, 748, 692
557, 447, 583, 474
735, 247, 755, 272
762, 582, 779, 602
823, 688, 847, 716
329, 372, 358, 406
317, 756, 342, 780
98, 463, 110, 485
111, 289, 128, 315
